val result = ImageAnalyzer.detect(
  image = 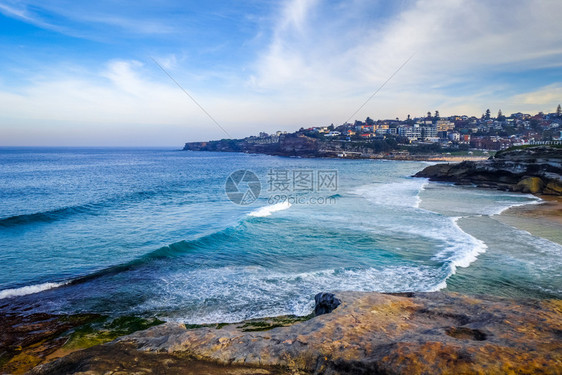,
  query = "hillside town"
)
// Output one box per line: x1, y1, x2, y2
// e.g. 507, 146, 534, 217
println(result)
184, 106, 562, 158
